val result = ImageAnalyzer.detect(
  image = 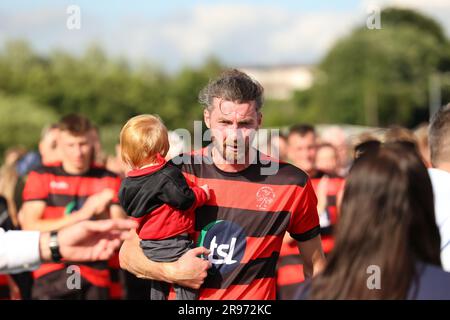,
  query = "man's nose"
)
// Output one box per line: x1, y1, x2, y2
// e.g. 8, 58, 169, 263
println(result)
226, 127, 244, 140
75, 146, 84, 157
